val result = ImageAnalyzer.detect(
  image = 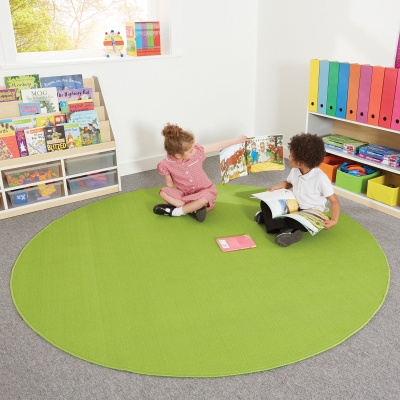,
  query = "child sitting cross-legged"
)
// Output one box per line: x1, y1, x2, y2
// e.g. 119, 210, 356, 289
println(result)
254, 133, 340, 247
